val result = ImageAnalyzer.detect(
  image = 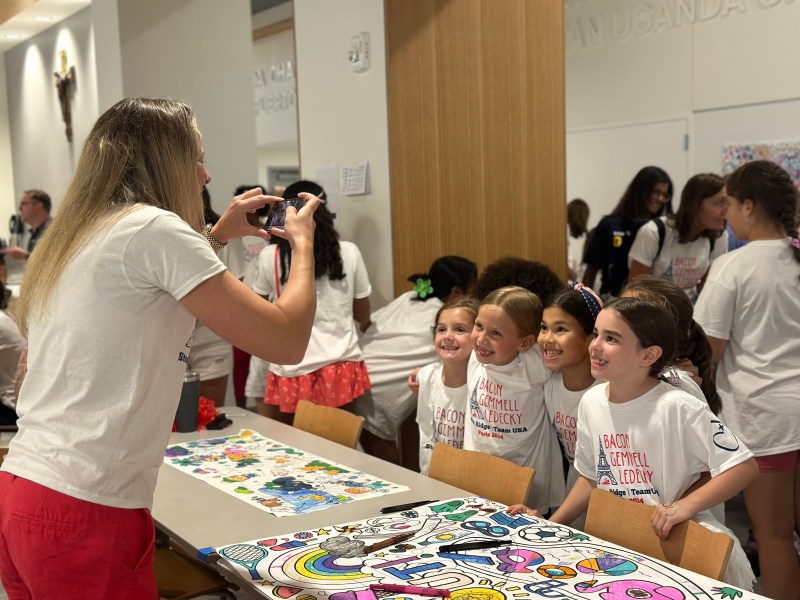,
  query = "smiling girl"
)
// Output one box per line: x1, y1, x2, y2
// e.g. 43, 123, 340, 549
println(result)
463, 286, 565, 515
539, 284, 602, 492
416, 298, 479, 475
550, 297, 757, 589
695, 160, 800, 599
